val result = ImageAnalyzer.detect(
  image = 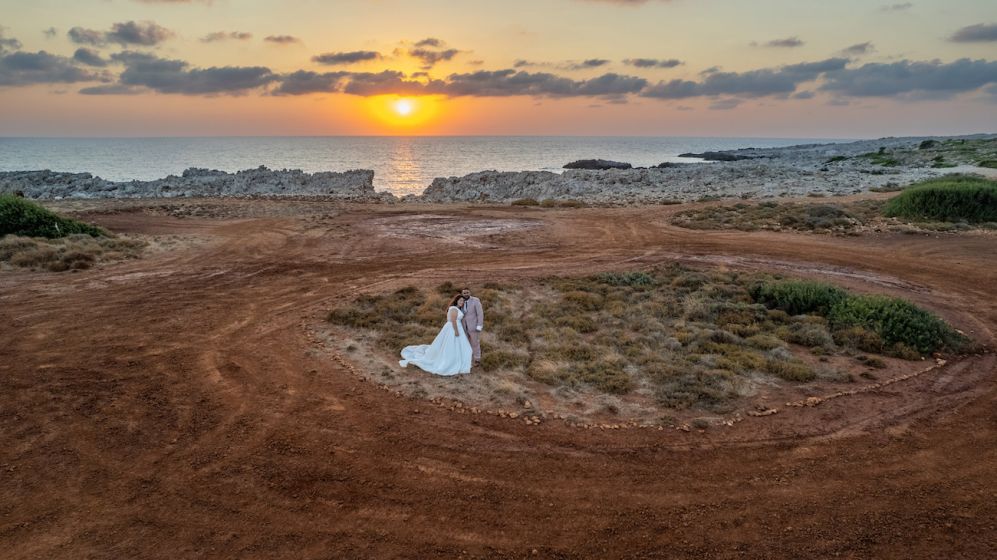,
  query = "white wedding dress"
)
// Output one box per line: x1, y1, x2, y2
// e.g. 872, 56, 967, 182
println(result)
399, 306, 472, 376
